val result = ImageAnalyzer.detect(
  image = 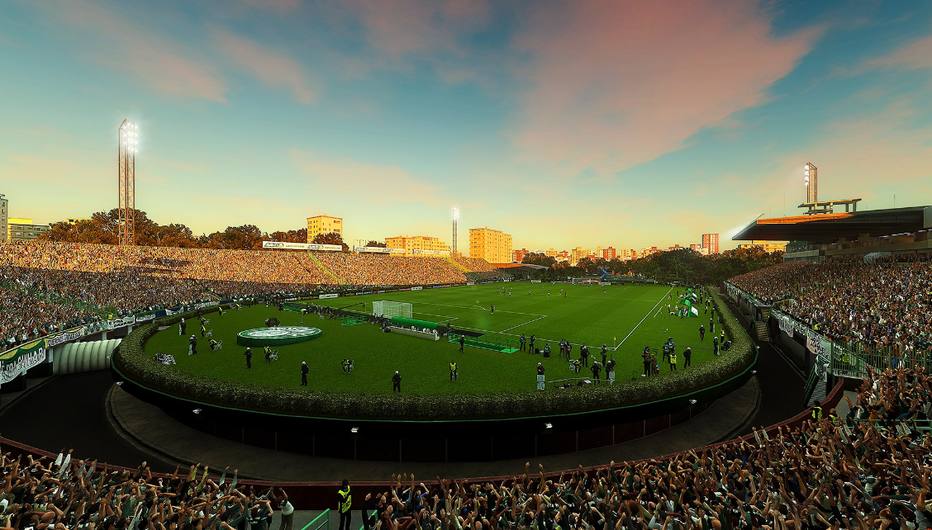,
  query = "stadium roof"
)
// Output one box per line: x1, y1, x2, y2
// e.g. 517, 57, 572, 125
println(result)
732, 206, 932, 244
